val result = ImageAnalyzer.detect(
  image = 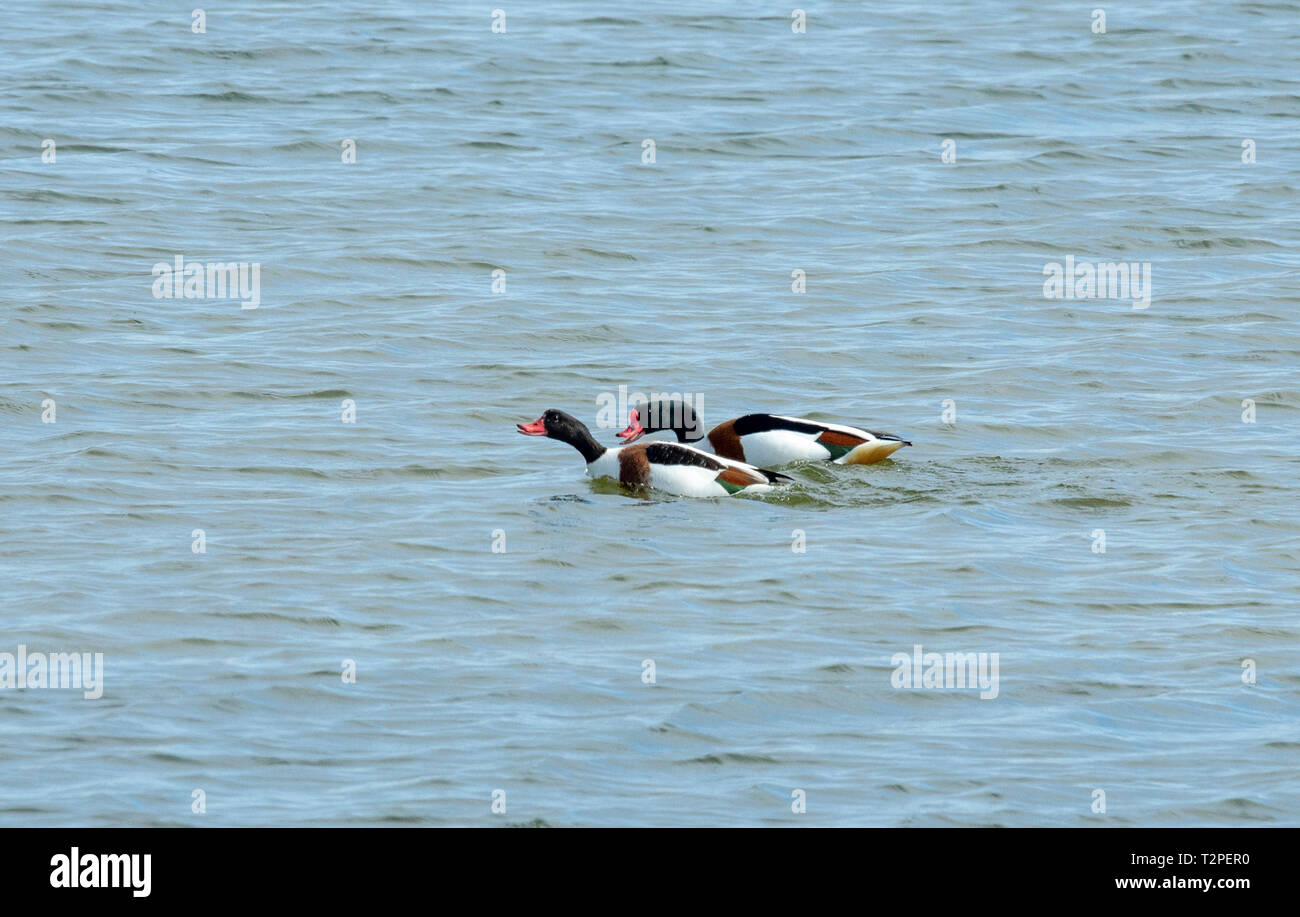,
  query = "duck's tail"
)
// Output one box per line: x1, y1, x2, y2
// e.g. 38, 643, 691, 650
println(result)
840, 438, 911, 465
